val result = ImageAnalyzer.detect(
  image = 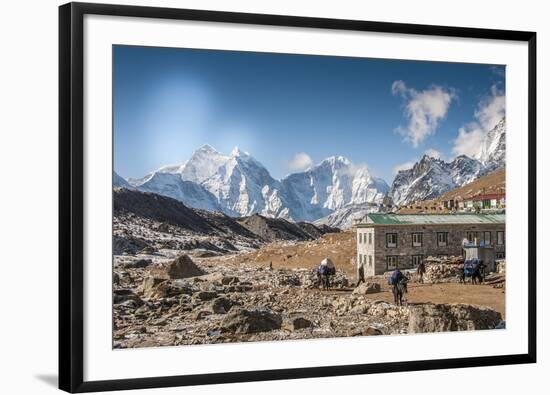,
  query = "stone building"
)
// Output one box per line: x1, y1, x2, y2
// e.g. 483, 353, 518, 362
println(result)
354, 213, 505, 276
